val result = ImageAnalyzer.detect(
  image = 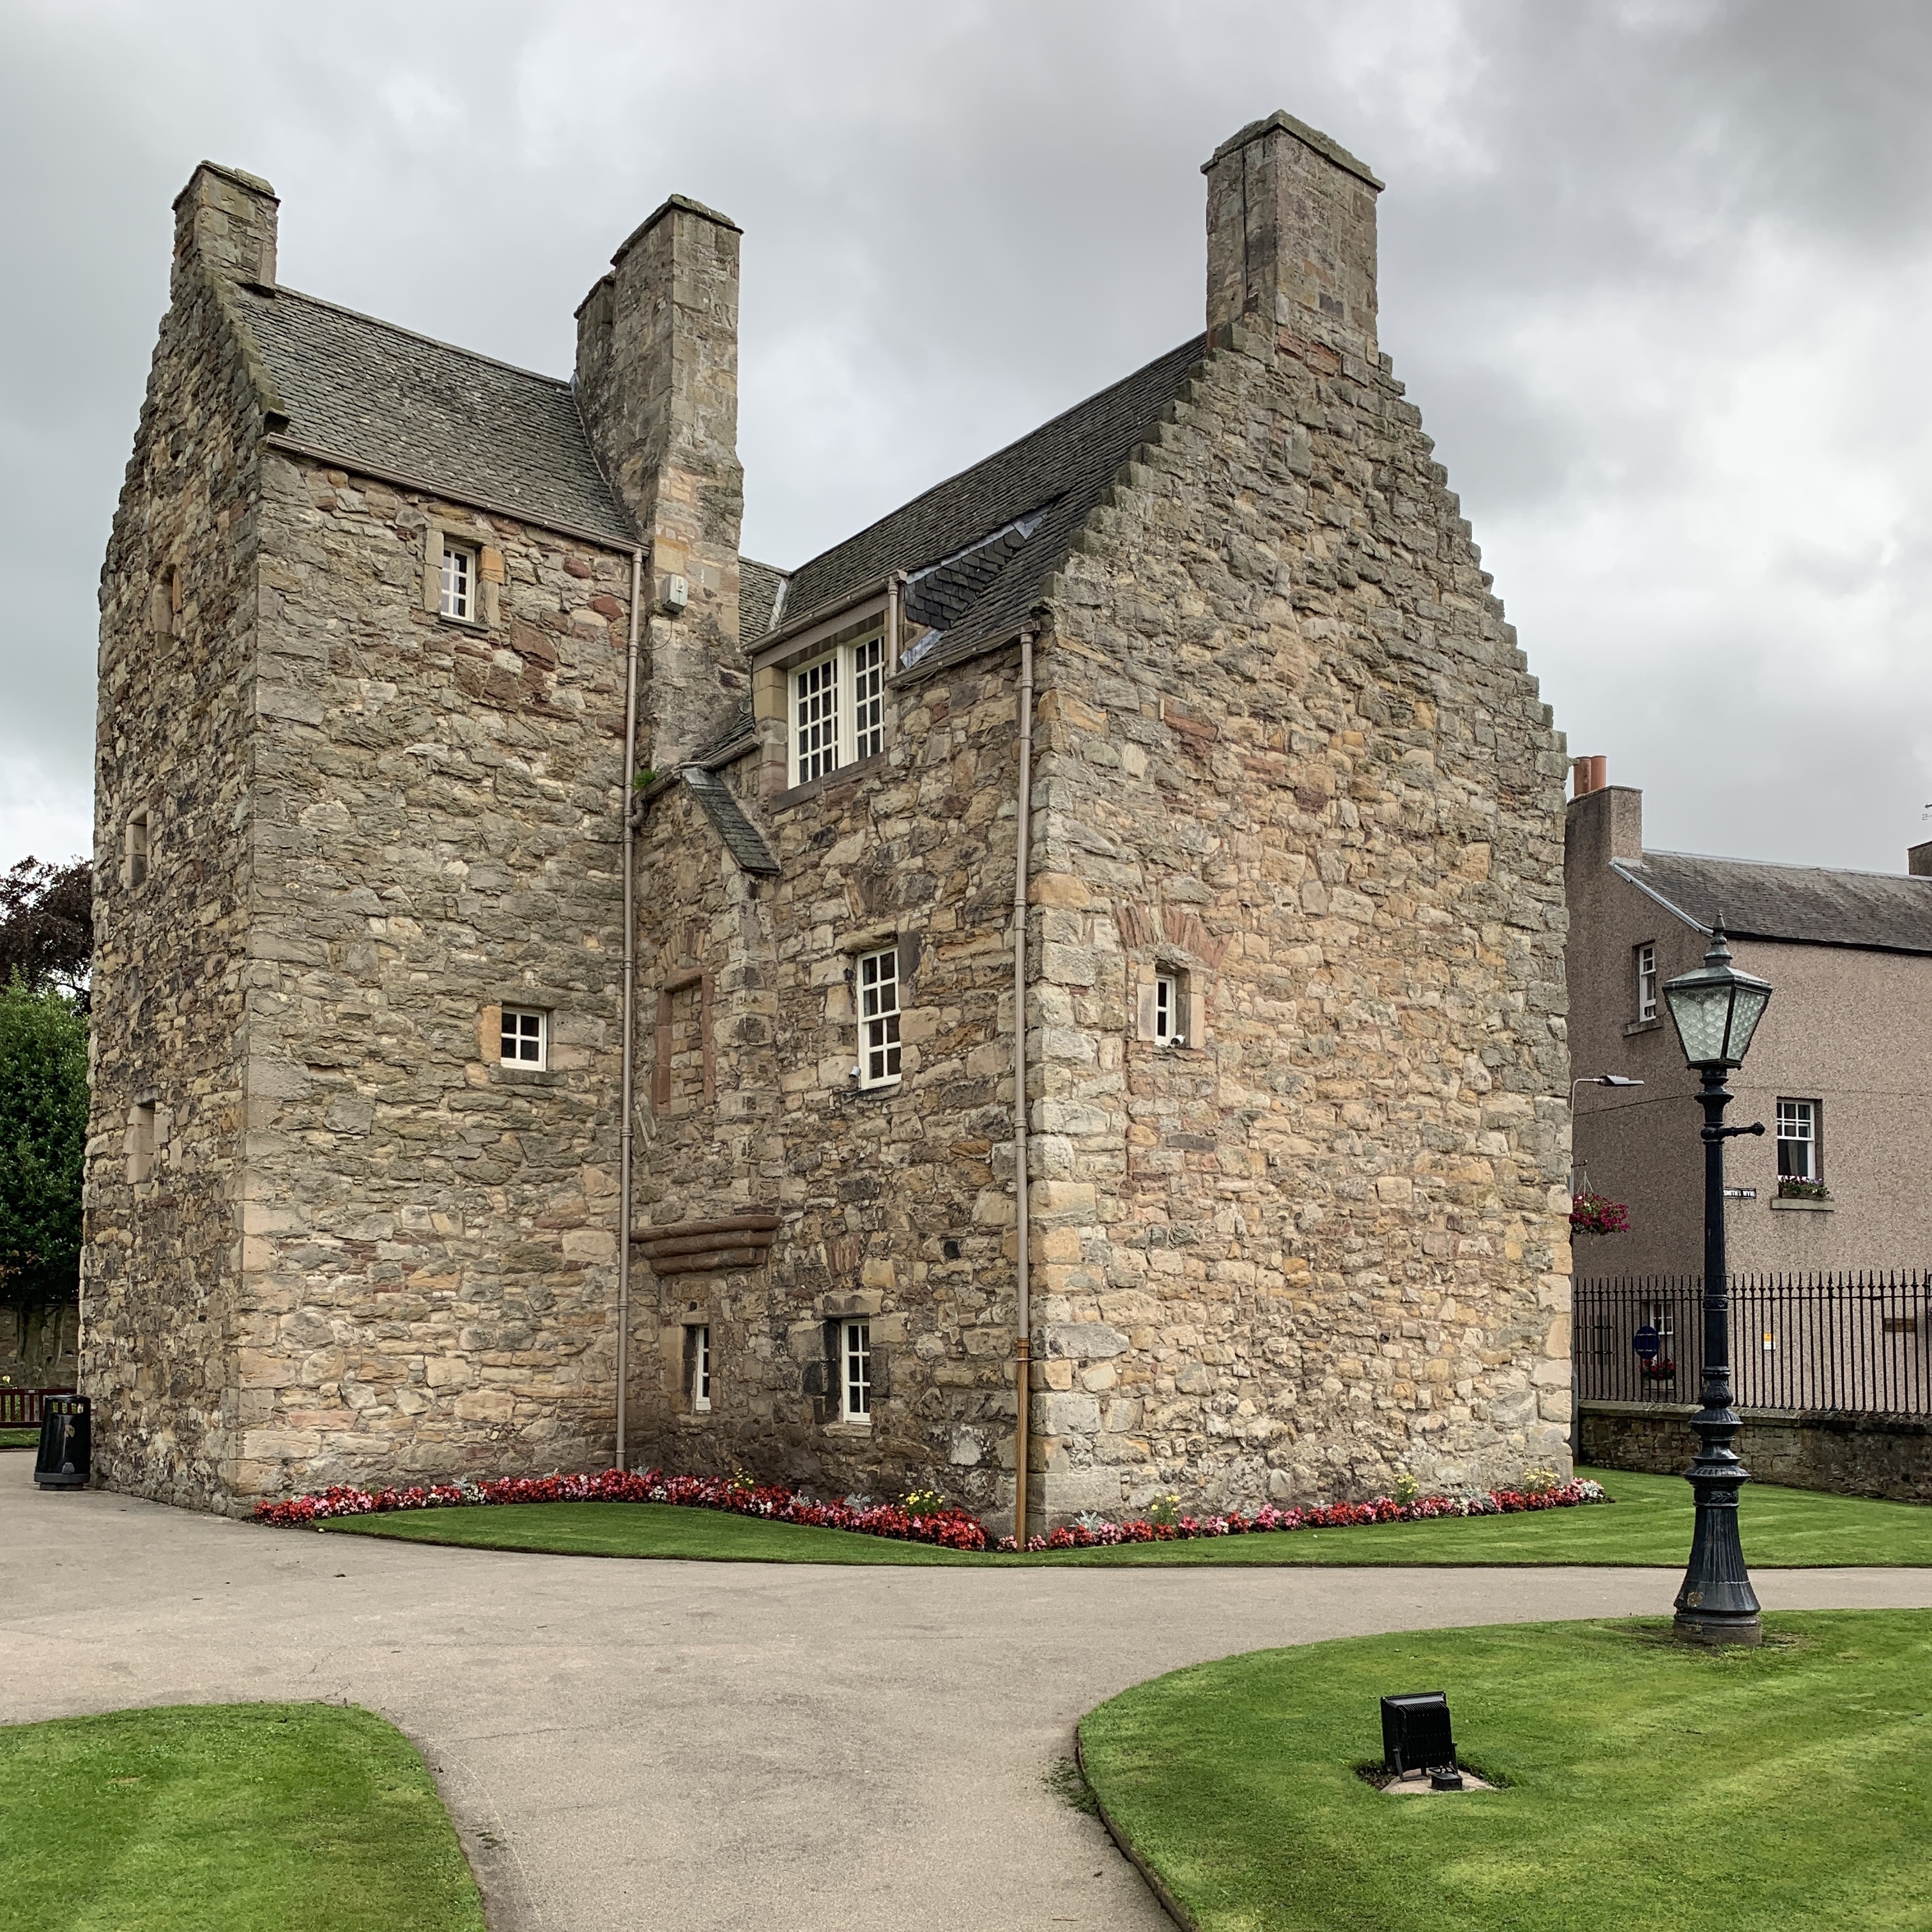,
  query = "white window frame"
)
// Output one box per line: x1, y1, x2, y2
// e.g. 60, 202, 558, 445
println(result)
1776, 1099, 1818, 1182
500, 1006, 548, 1070
790, 620, 886, 786
842, 1319, 872, 1424
1636, 942, 1657, 1022
1154, 972, 1179, 1045
691, 1325, 712, 1413
440, 542, 476, 622
857, 946, 901, 1089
